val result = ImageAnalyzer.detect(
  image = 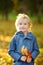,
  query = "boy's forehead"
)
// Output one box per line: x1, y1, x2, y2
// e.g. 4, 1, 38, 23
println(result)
19, 18, 29, 23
